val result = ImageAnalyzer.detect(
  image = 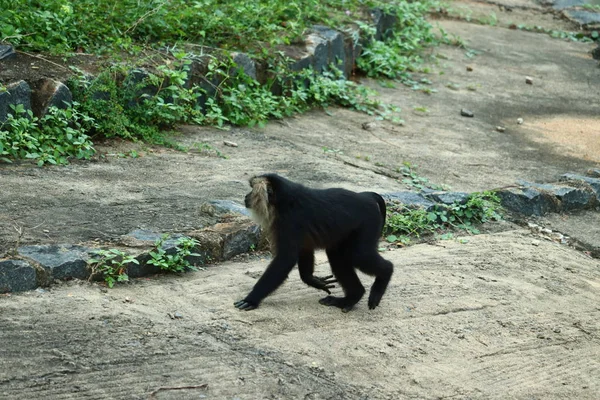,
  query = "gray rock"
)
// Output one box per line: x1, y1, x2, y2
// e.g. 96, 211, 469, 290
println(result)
30, 79, 72, 117
0, 260, 38, 293
559, 173, 600, 201
586, 168, 600, 178
0, 44, 16, 60
497, 187, 558, 216
382, 192, 436, 210
563, 10, 600, 27
343, 28, 361, 77
460, 108, 474, 117
370, 8, 398, 41
209, 200, 250, 216
426, 192, 470, 205
231, 52, 257, 80
520, 180, 597, 211
124, 229, 183, 246
312, 25, 346, 71
0, 80, 32, 122
550, 0, 587, 10
222, 224, 261, 260
18, 244, 92, 281
305, 33, 330, 72
123, 68, 159, 108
